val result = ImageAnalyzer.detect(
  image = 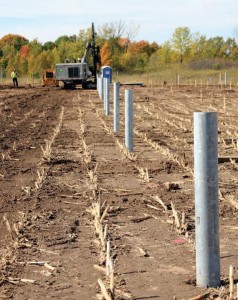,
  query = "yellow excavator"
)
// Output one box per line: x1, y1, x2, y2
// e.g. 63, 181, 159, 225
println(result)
42, 69, 59, 87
